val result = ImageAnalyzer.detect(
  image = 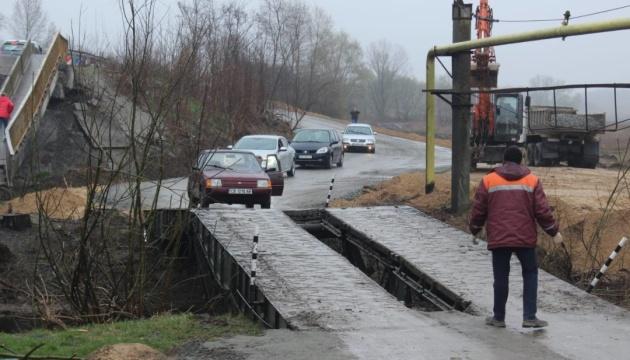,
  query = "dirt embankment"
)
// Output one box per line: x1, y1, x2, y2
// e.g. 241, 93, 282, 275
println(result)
332, 166, 630, 282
